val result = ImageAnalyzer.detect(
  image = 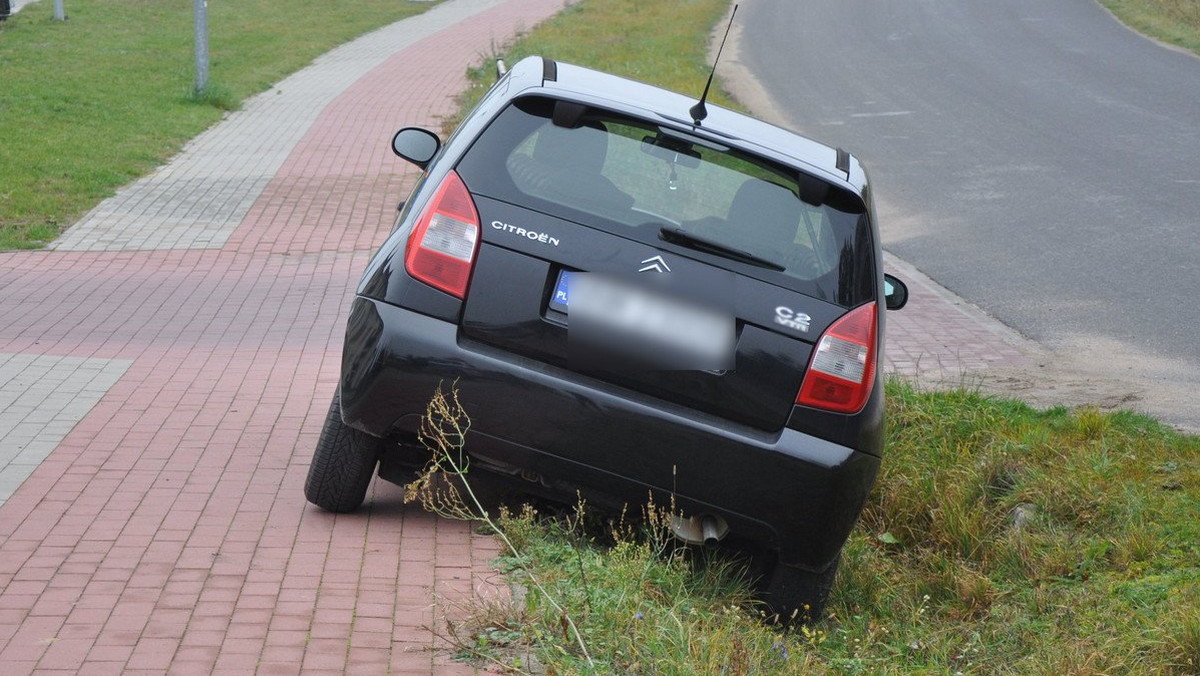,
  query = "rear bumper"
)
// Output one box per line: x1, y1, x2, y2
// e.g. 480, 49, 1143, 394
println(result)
340, 297, 879, 571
